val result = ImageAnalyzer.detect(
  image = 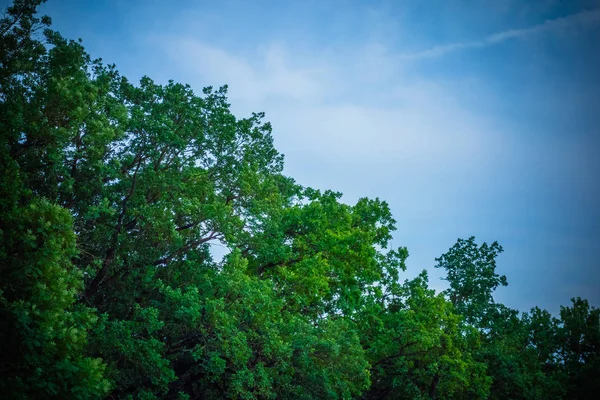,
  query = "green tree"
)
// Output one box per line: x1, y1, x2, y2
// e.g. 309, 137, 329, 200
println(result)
435, 238, 578, 400
0, 1, 386, 395
558, 298, 600, 399
434, 237, 507, 326
1, 1, 109, 398
360, 271, 490, 399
